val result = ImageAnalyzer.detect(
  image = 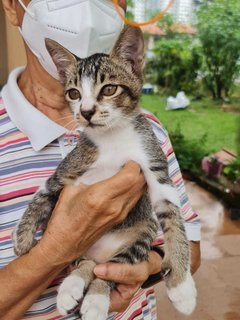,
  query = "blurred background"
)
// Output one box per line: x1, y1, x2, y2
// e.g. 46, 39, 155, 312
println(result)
0, 0, 239, 319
